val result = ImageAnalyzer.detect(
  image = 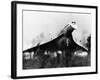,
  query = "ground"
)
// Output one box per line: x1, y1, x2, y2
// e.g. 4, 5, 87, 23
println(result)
23, 48, 90, 69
